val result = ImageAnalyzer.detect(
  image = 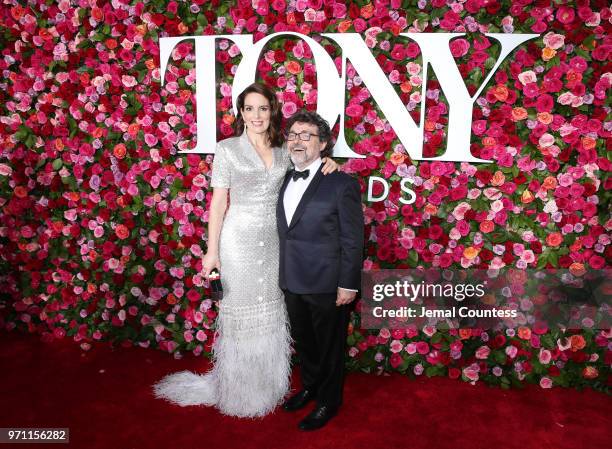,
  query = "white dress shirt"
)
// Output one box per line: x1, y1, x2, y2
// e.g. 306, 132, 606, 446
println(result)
283, 157, 322, 225
283, 157, 357, 293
